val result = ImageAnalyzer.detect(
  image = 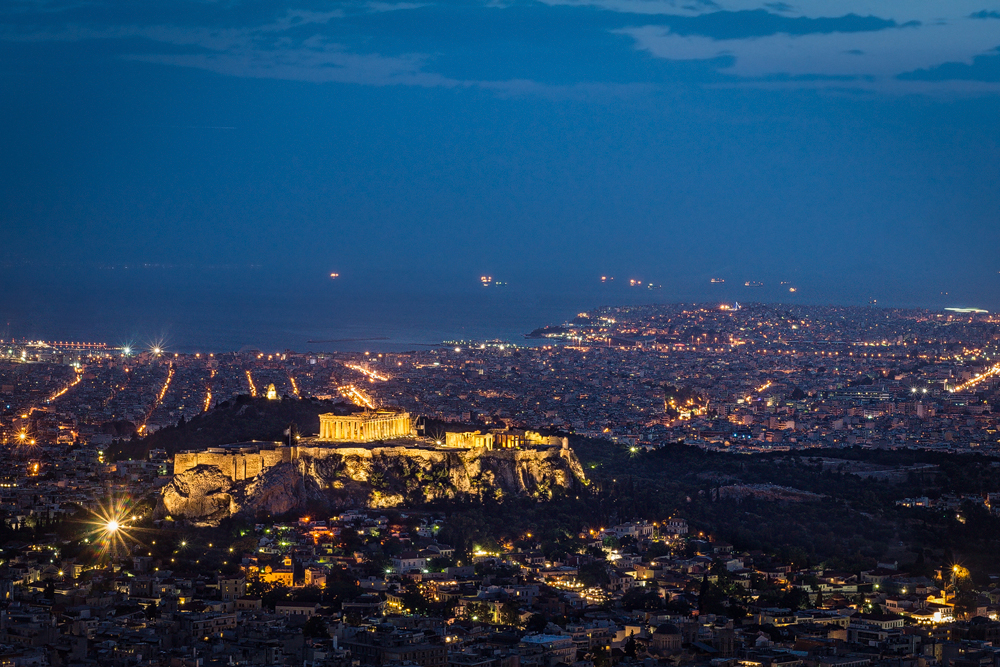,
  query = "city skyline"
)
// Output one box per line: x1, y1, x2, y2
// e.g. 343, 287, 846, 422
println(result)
6, 3, 1000, 663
